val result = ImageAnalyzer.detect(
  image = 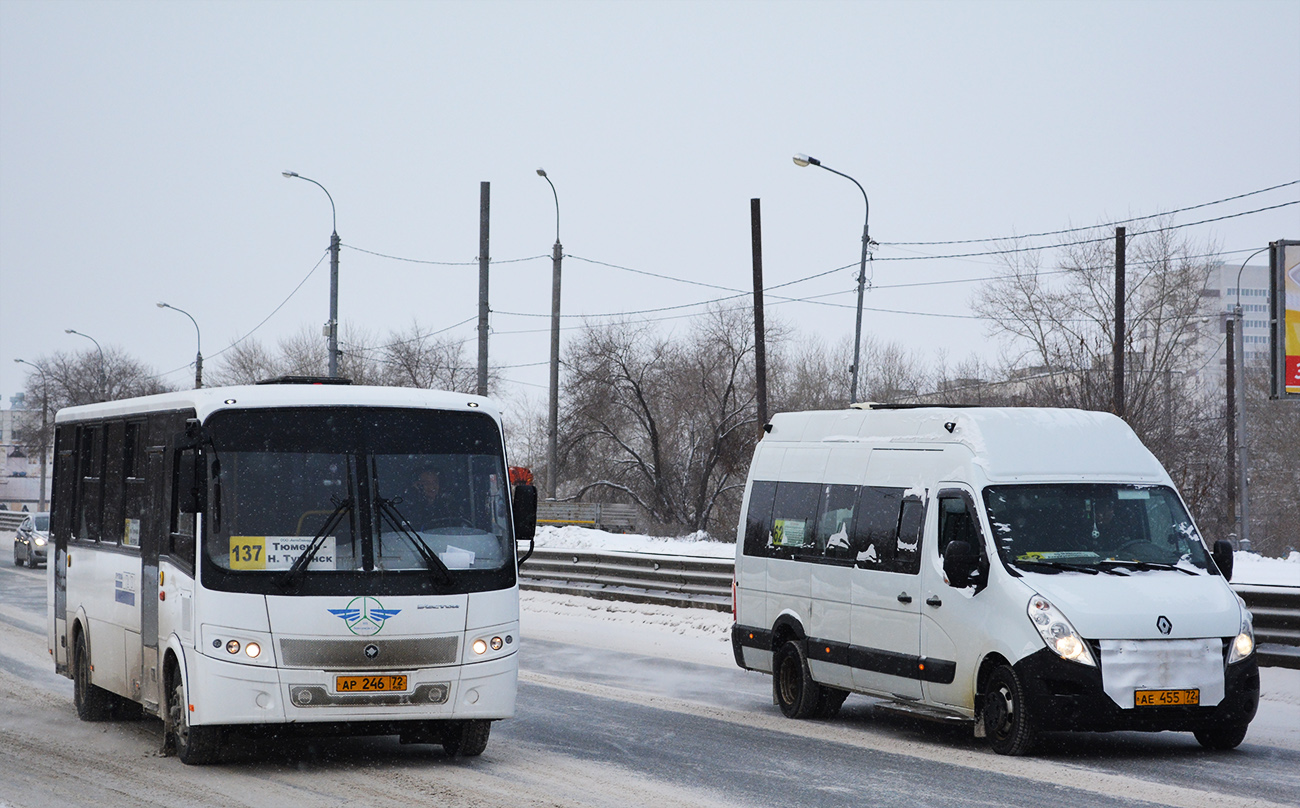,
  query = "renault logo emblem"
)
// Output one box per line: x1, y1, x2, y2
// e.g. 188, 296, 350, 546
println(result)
364, 644, 380, 659
1156, 616, 1172, 635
